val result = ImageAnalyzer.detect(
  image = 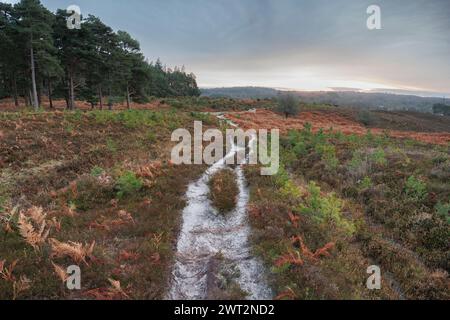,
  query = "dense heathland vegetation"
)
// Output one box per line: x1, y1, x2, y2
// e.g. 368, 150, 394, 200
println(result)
0, 0, 200, 111
245, 126, 449, 299
0, 108, 215, 299
0, 97, 449, 299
